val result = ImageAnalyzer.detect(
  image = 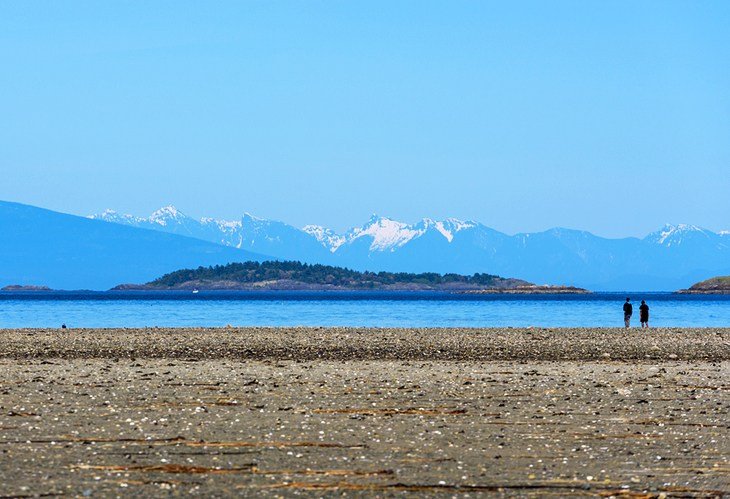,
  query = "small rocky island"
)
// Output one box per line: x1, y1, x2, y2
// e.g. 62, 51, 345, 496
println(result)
1, 284, 51, 291
113, 260, 587, 293
677, 276, 730, 294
